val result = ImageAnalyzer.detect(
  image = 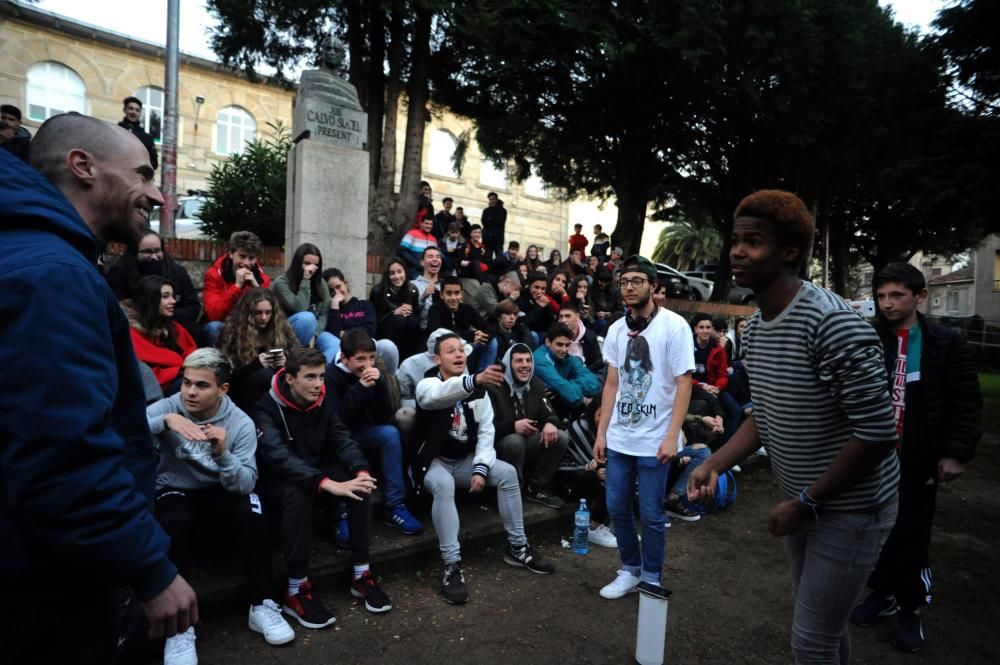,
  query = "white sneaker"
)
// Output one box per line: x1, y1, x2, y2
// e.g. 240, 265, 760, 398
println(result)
164, 626, 197, 665
599, 569, 640, 599
588, 524, 618, 548
249, 599, 296, 645
731, 464, 742, 473
755, 446, 768, 457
